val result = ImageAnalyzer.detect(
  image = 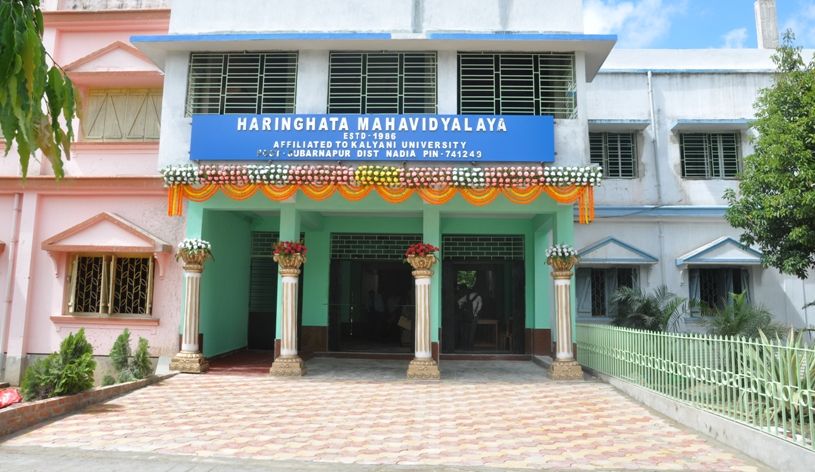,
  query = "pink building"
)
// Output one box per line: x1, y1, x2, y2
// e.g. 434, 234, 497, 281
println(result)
0, 1, 181, 385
